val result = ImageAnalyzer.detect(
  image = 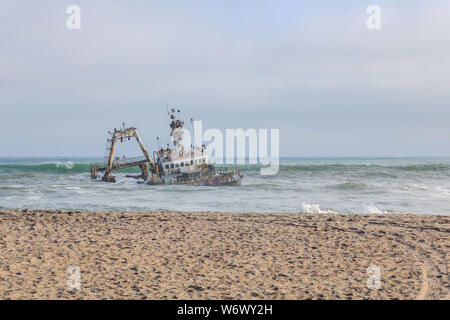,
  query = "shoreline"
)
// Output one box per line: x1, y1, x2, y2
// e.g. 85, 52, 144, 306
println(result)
3, 208, 450, 216
0, 209, 449, 299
